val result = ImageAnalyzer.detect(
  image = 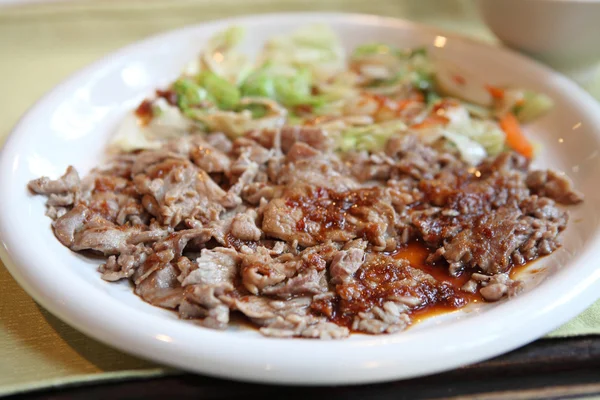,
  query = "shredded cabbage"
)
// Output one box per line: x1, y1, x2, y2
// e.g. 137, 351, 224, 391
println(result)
173, 72, 241, 112
353, 44, 426, 59
113, 24, 552, 164
149, 98, 194, 136
273, 69, 322, 107
241, 65, 322, 108
186, 26, 252, 85
240, 66, 277, 99
514, 91, 554, 123
111, 114, 162, 152
313, 71, 360, 116
186, 97, 286, 138
337, 120, 407, 152
260, 24, 345, 82
490, 88, 553, 123
351, 43, 434, 95
463, 102, 492, 119
441, 130, 487, 165
110, 98, 192, 151
443, 104, 505, 157
172, 78, 212, 111
197, 71, 241, 110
